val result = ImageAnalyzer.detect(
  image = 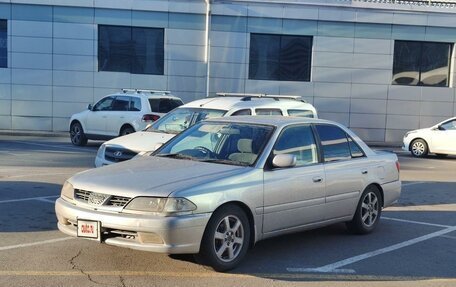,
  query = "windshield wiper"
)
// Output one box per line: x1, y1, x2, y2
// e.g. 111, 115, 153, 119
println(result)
156, 153, 197, 160
199, 158, 250, 166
